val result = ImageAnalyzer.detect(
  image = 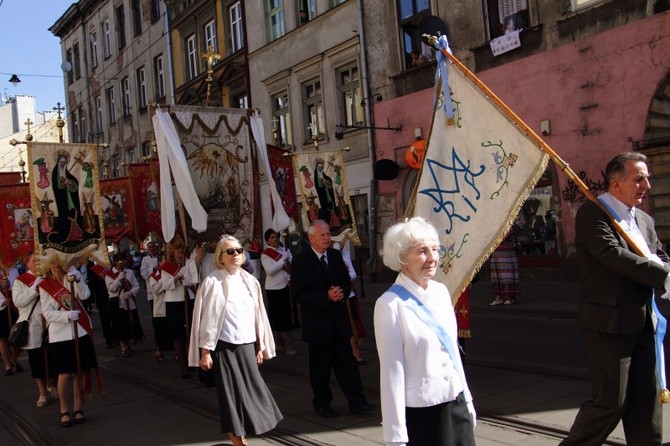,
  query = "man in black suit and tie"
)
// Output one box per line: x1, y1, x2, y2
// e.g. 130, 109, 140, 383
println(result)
561, 152, 670, 445
291, 219, 374, 418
